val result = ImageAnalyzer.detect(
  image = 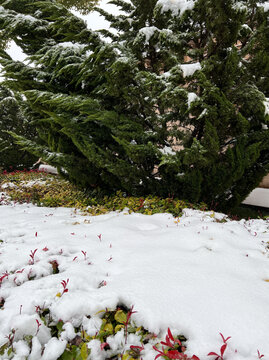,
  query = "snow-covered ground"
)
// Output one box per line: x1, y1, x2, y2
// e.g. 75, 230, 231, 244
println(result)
0, 200, 269, 359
